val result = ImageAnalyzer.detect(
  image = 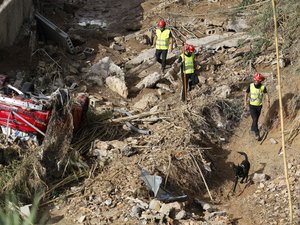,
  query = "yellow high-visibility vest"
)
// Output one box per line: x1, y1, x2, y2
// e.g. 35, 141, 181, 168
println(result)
181, 53, 195, 74
156, 29, 170, 50
250, 83, 265, 106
